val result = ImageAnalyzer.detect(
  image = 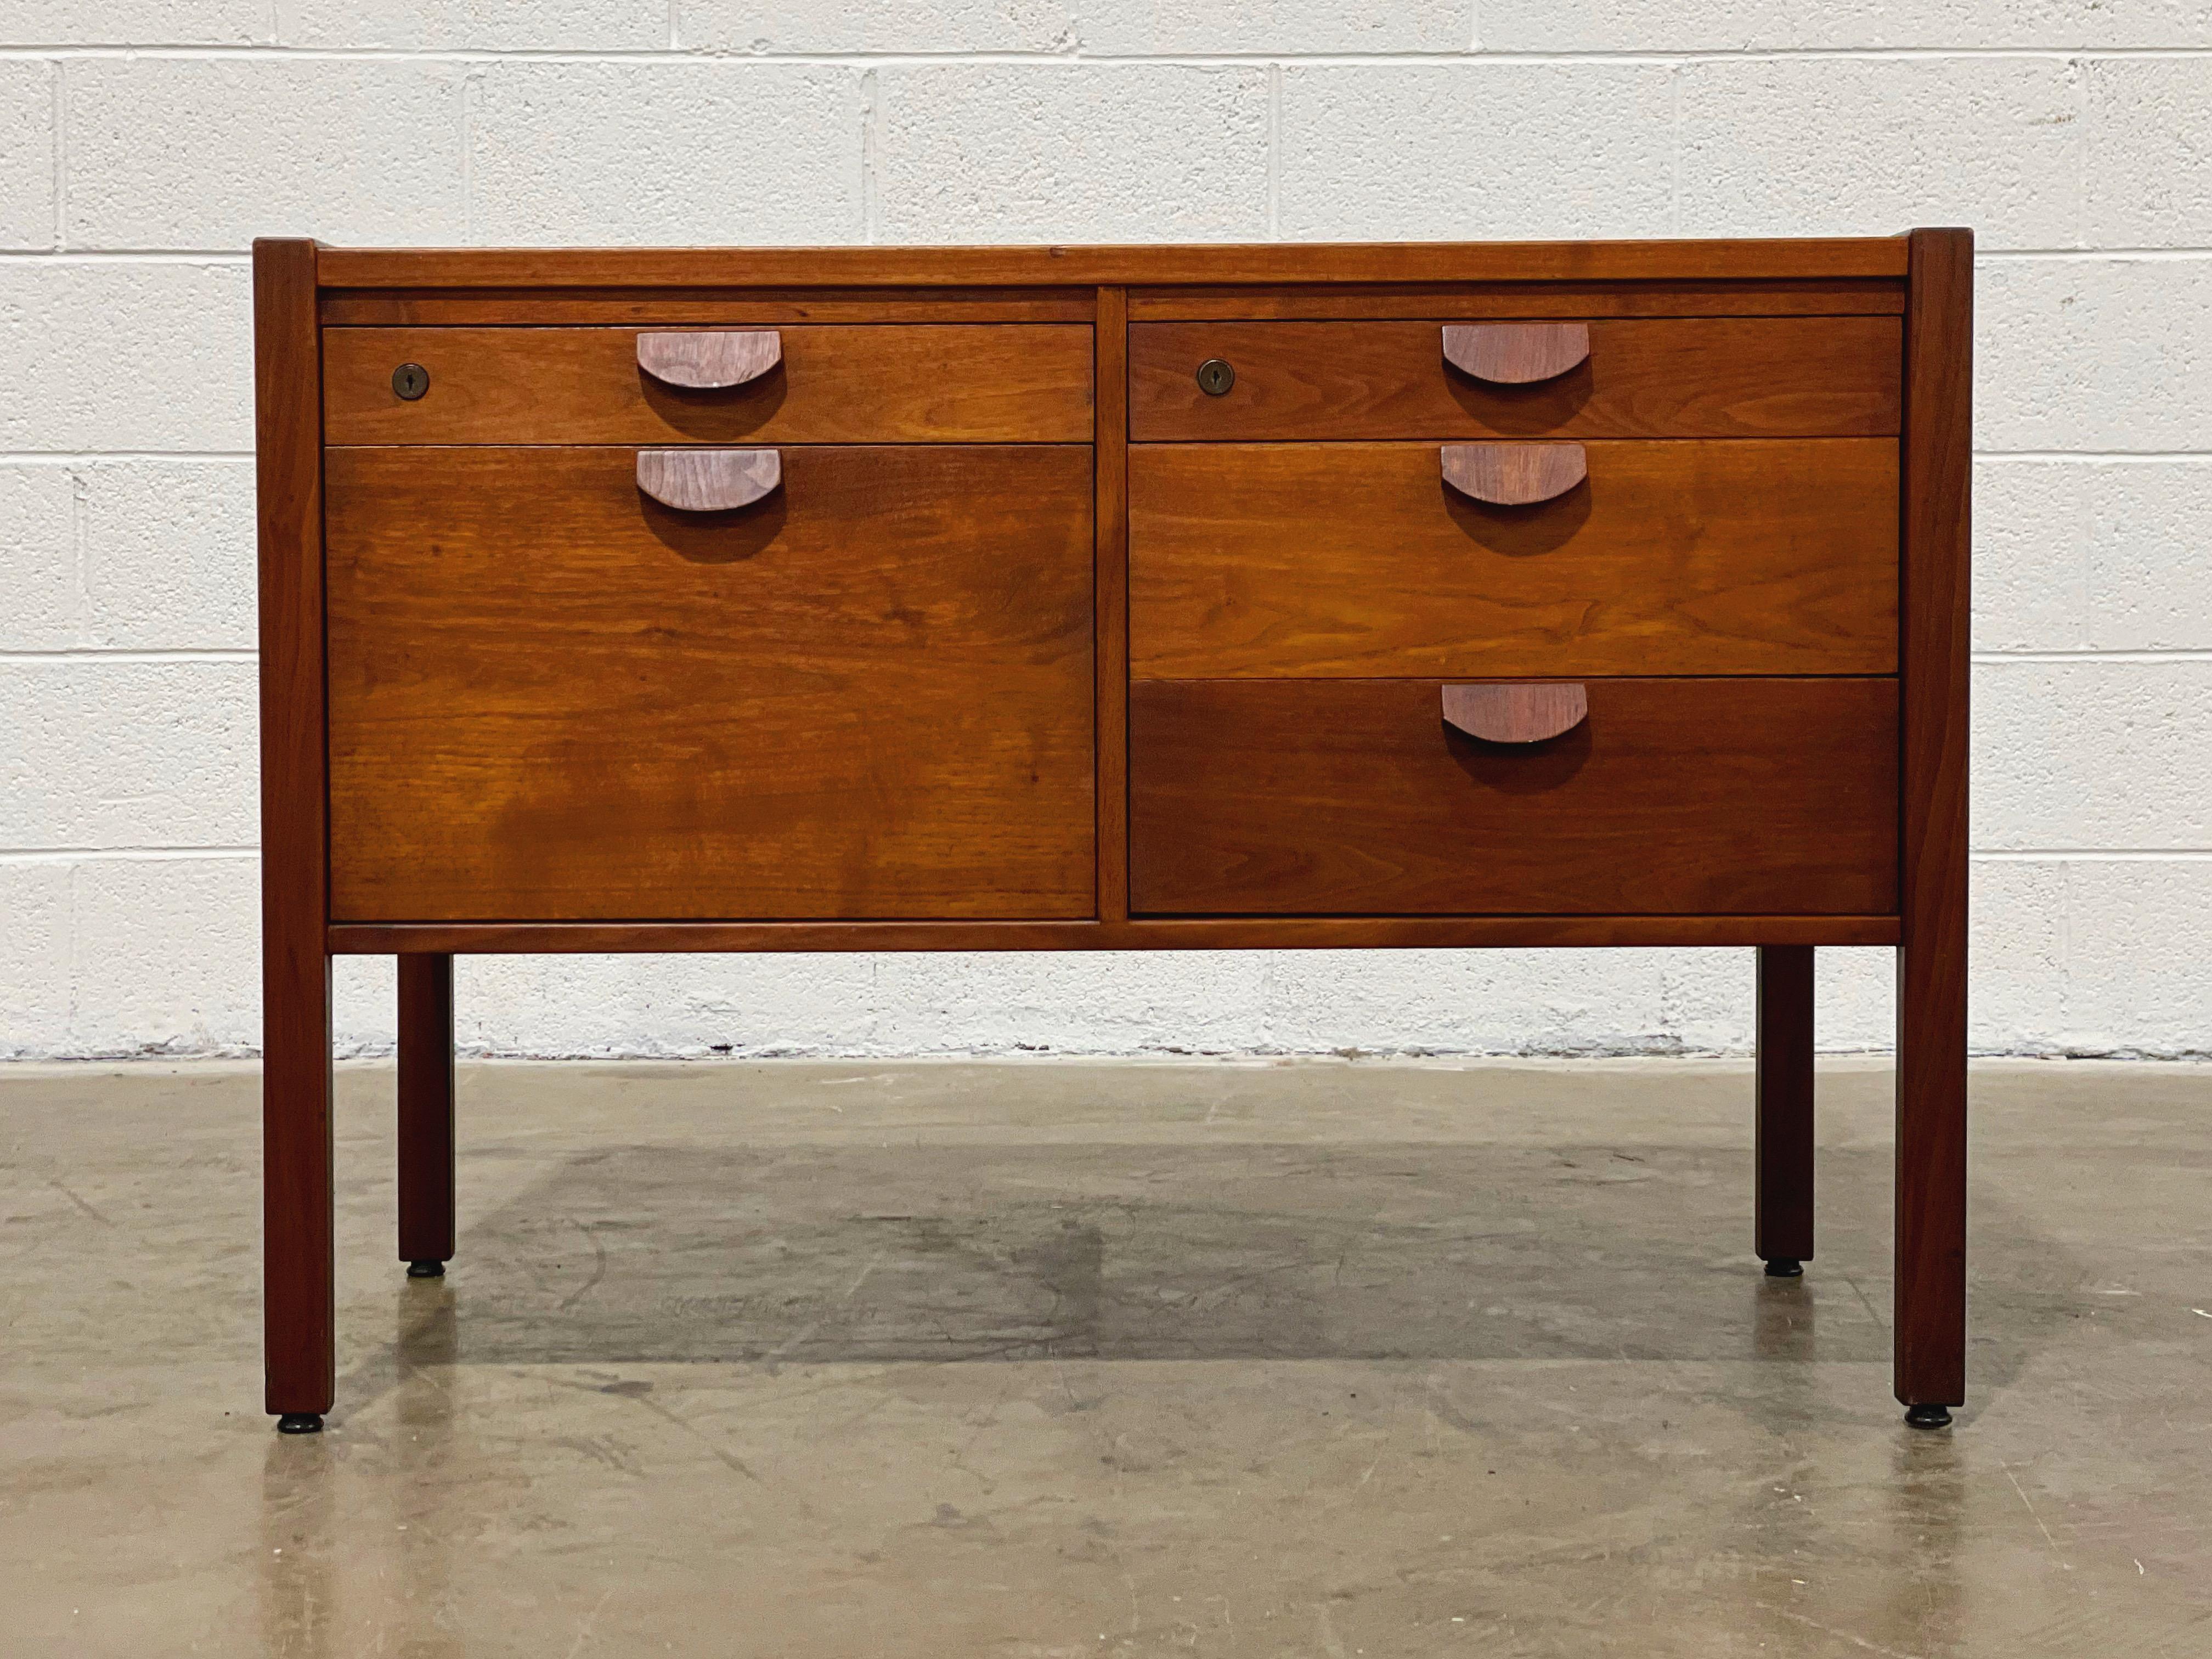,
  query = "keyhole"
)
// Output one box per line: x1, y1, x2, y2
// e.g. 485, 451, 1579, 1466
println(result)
1196, 358, 1235, 396
392, 363, 431, 401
